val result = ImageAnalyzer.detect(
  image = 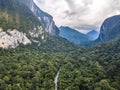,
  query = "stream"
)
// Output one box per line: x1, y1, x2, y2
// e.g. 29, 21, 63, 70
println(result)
54, 68, 61, 90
